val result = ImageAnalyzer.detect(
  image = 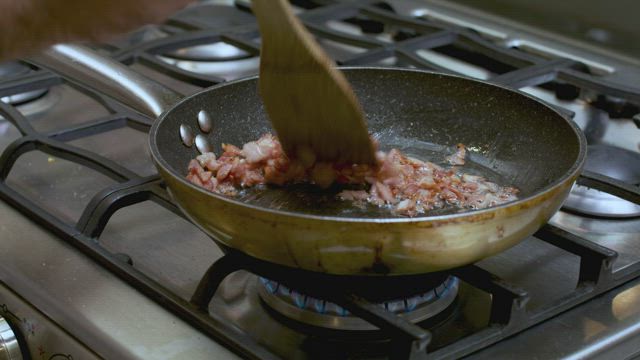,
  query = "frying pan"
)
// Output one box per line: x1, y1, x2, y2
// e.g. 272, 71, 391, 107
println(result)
32, 45, 586, 275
